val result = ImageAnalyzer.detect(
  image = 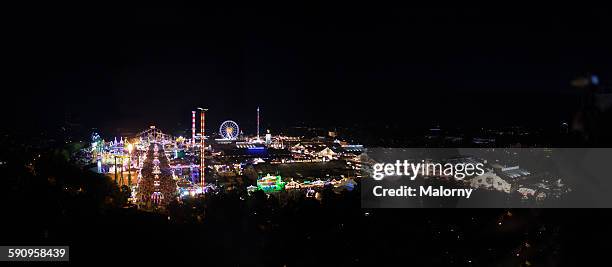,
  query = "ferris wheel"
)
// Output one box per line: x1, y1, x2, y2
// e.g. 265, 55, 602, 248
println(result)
219, 120, 240, 139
